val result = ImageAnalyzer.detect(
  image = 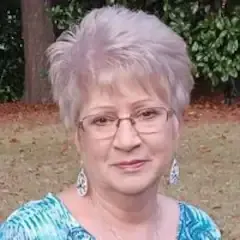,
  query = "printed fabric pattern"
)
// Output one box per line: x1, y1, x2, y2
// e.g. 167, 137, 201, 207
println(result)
0, 193, 221, 239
